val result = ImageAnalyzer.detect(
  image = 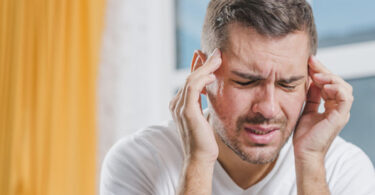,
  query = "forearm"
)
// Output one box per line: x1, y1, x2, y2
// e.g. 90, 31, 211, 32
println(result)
295, 156, 330, 195
177, 158, 215, 195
